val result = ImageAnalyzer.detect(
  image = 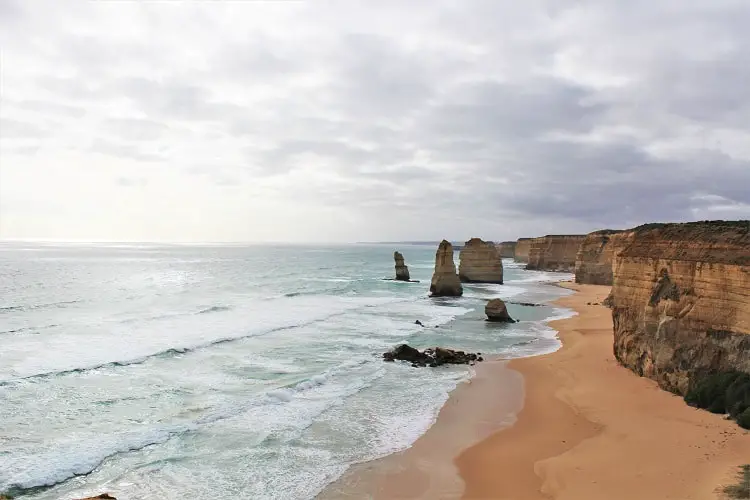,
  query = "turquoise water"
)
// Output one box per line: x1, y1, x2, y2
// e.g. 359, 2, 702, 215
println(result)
0, 243, 572, 499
